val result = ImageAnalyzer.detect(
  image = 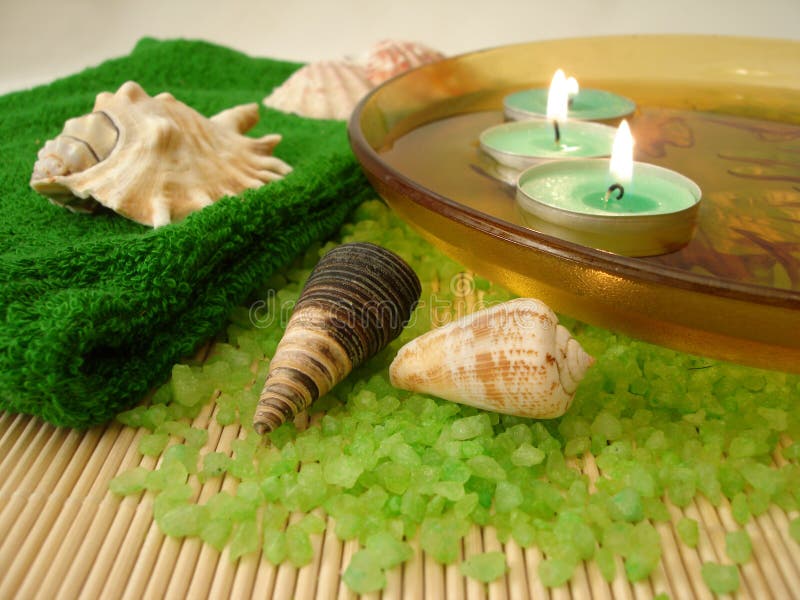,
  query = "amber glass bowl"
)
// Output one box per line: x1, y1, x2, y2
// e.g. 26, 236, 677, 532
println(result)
348, 35, 800, 372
